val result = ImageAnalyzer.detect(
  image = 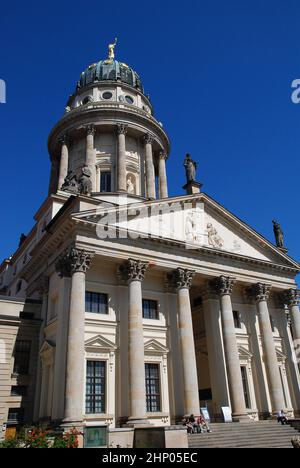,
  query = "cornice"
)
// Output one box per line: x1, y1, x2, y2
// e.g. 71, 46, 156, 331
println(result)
48, 103, 170, 157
